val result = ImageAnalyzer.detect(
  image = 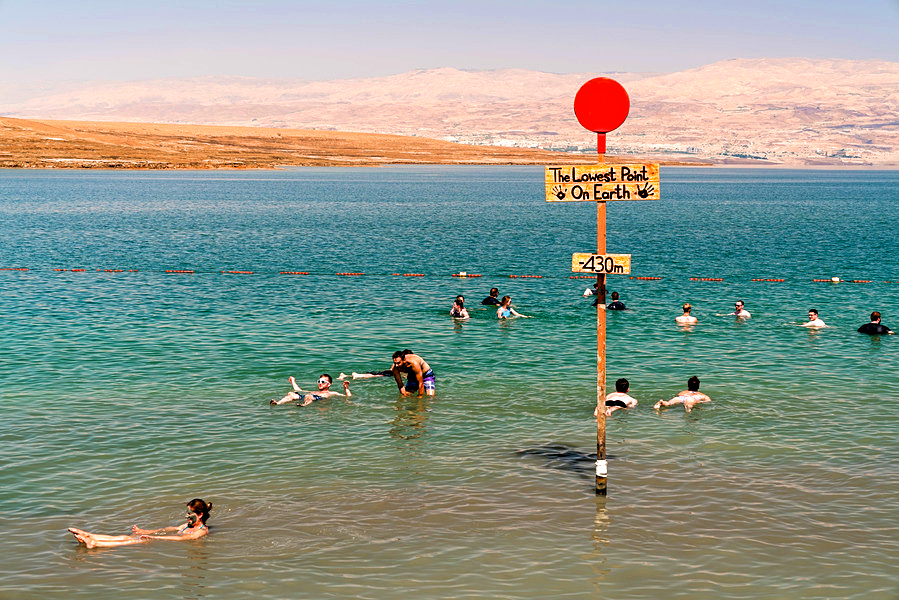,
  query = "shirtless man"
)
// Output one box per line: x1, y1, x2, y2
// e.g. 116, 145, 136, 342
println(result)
594, 378, 638, 417
392, 349, 436, 396
801, 308, 826, 328
270, 373, 350, 405
732, 300, 751, 318
676, 303, 698, 324
654, 376, 711, 412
